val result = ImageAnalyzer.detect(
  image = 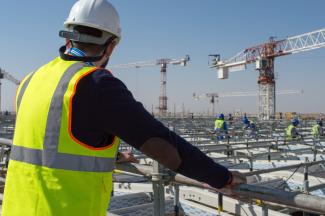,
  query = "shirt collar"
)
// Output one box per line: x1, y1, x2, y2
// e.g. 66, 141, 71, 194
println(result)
66, 47, 95, 66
